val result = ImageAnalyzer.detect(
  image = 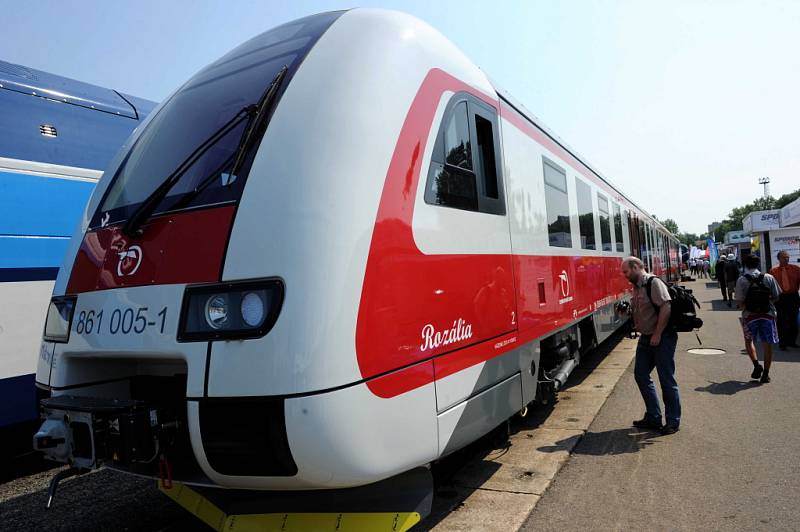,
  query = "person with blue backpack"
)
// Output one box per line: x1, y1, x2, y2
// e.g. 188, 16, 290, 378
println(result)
735, 255, 781, 383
